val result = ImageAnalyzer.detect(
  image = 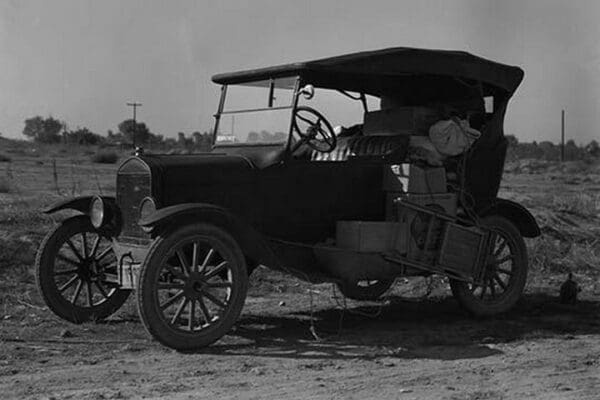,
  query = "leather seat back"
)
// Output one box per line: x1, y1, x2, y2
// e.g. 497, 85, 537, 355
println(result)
311, 135, 409, 161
